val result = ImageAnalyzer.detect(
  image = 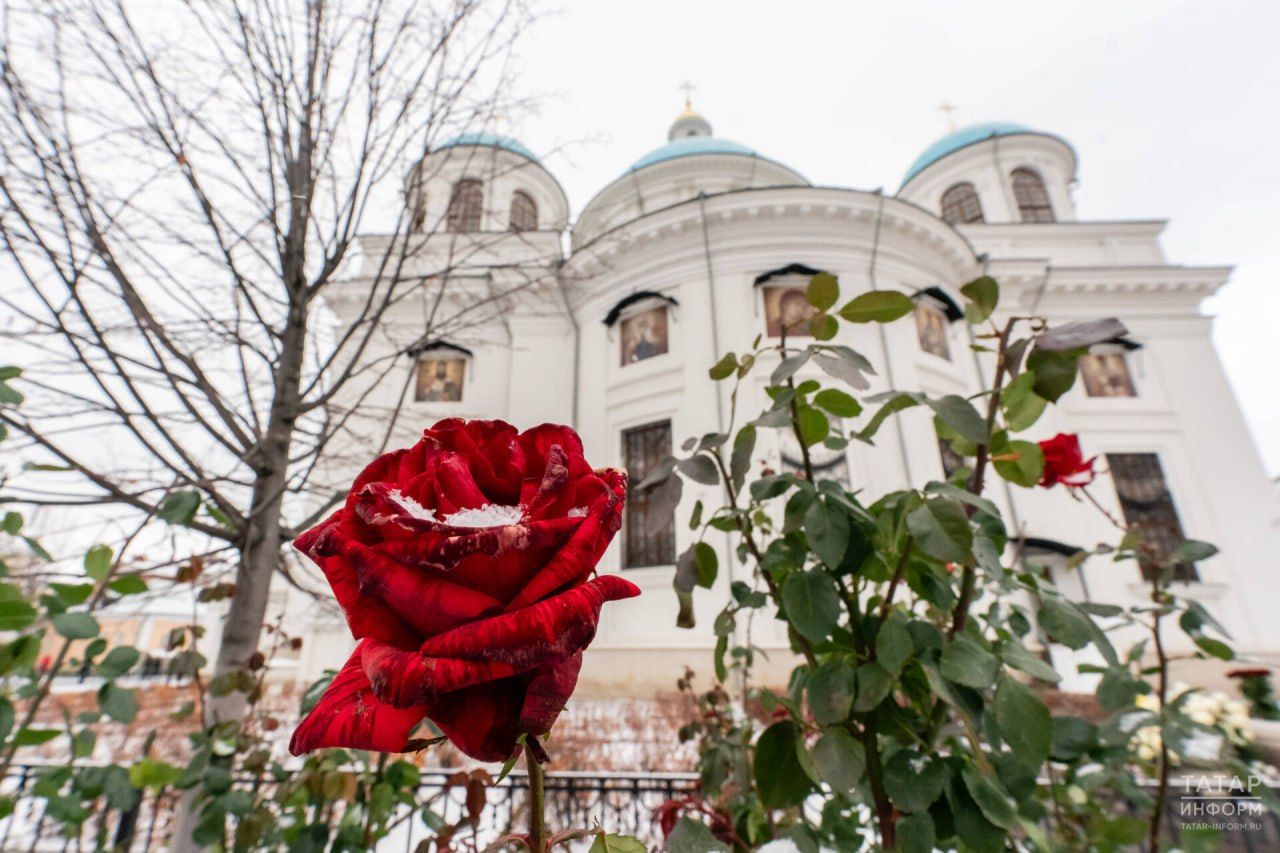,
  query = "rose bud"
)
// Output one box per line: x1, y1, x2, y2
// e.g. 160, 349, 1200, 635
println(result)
1037, 433, 1097, 489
